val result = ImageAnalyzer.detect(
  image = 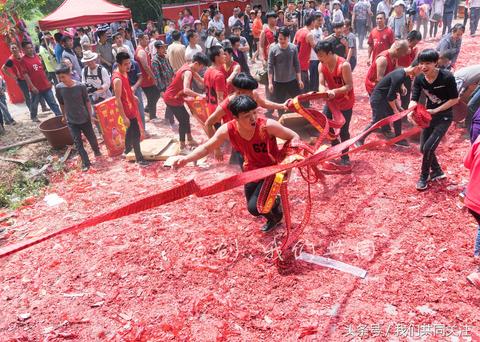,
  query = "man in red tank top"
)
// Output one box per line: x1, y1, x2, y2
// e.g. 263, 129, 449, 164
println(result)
204, 46, 227, 115
135, 33, 160, 120
112, 51, 147, 165
164, 53, 209, 149
316, 40, 355, 166
205, 73, 288, 163
259, 12, 278, 64
397, 30, 422, 110
365, 40, 409, 95
259, 11, 278, 117
173, 95, 299, 232
294, 15, 316, 93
